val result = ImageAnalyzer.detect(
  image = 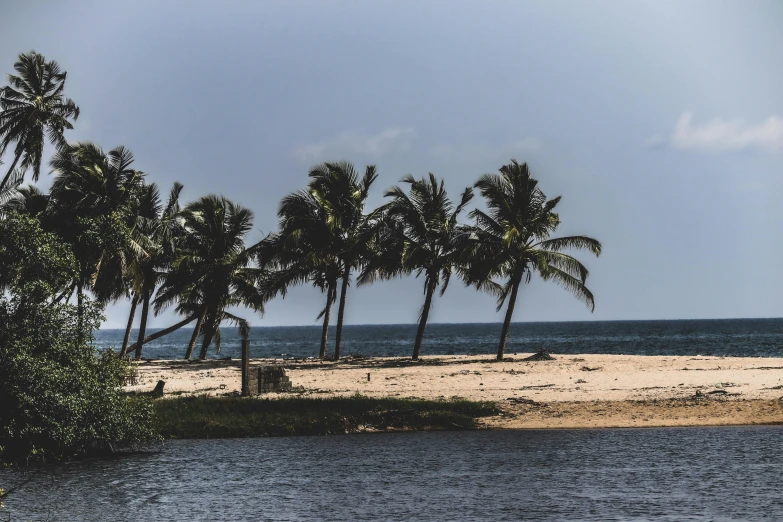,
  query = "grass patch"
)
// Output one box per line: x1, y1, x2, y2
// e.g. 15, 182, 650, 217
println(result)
154, 395, 498, 438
